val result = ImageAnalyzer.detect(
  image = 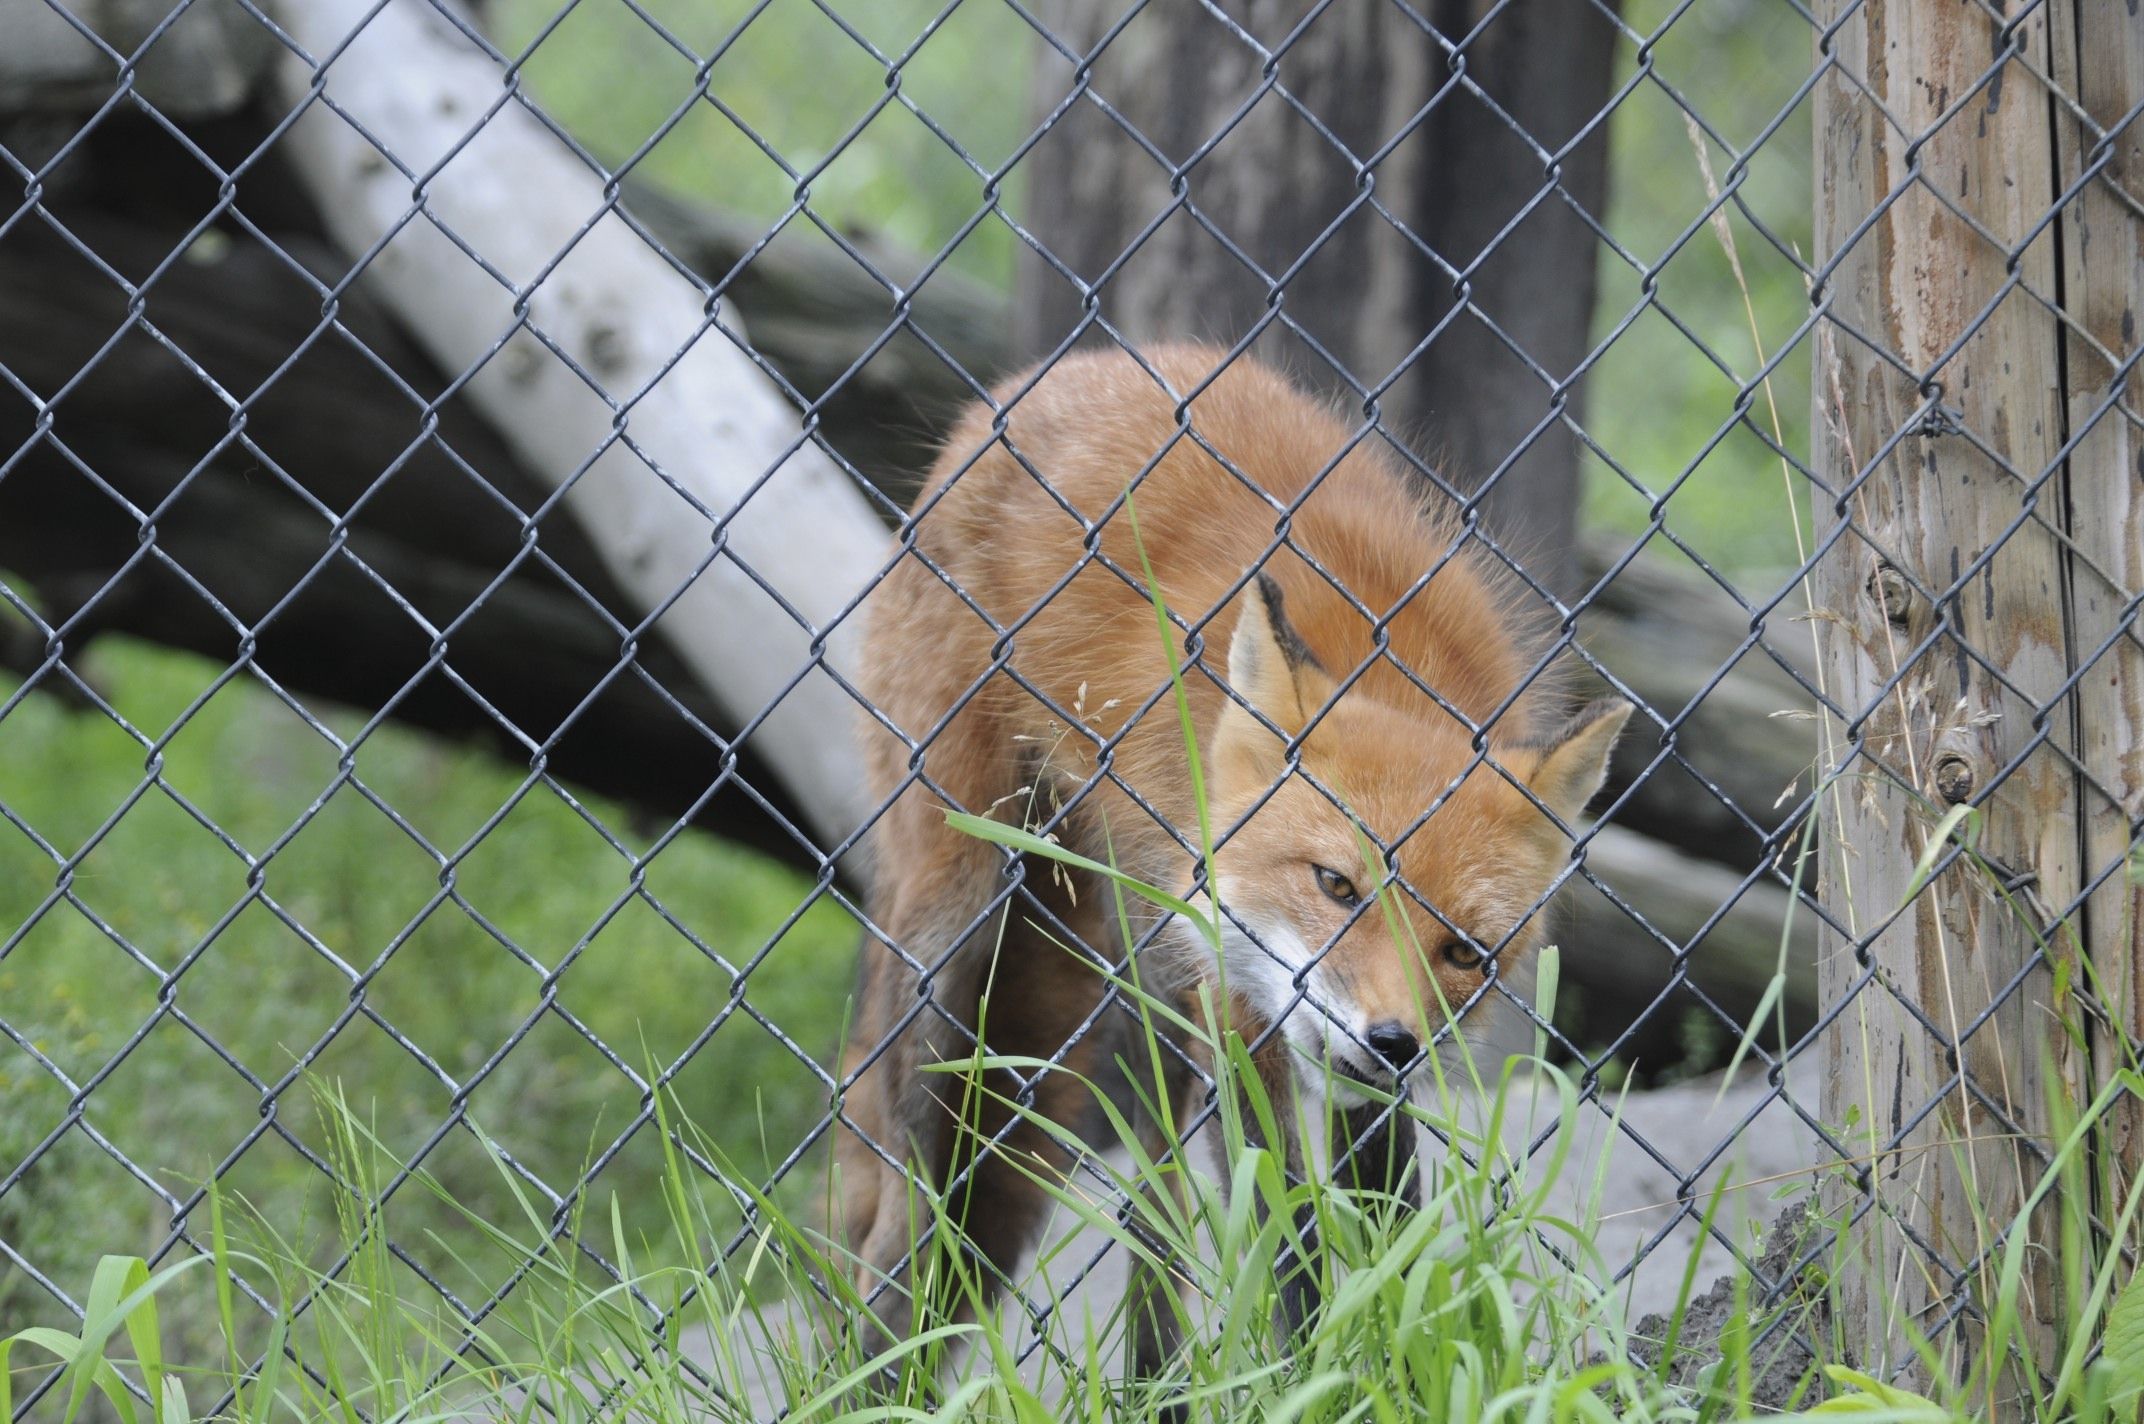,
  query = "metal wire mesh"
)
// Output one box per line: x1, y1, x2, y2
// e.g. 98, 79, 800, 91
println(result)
1, 0, 2138, 1416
